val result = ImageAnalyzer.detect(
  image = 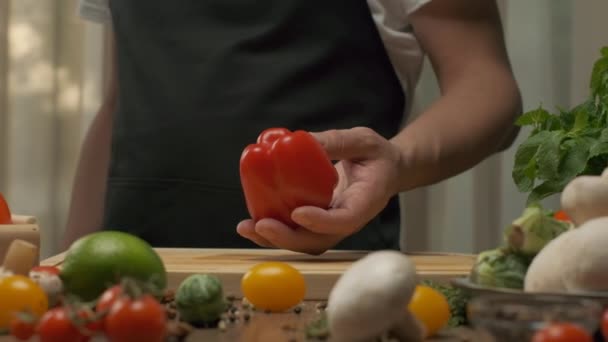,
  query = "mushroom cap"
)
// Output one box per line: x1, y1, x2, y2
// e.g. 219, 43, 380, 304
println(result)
30, 272, 63, 294
524, 229, 572, 292
561, 175, 608, 226
525, 216, 608, 293
562, 217, 608, 292
327, 250, 418, 341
